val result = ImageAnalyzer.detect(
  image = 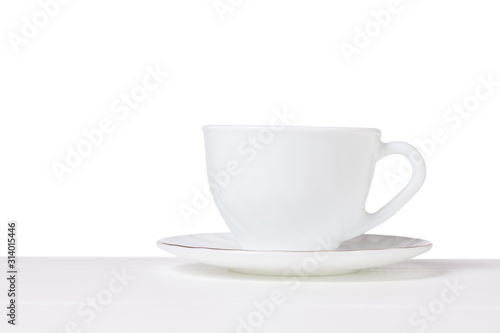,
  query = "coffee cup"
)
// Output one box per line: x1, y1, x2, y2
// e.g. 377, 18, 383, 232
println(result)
203, 126, 425, 251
